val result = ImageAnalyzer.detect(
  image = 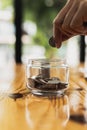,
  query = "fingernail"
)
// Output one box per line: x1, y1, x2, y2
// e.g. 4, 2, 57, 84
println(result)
56, 43, 61, 48
49, 36, 56, 47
